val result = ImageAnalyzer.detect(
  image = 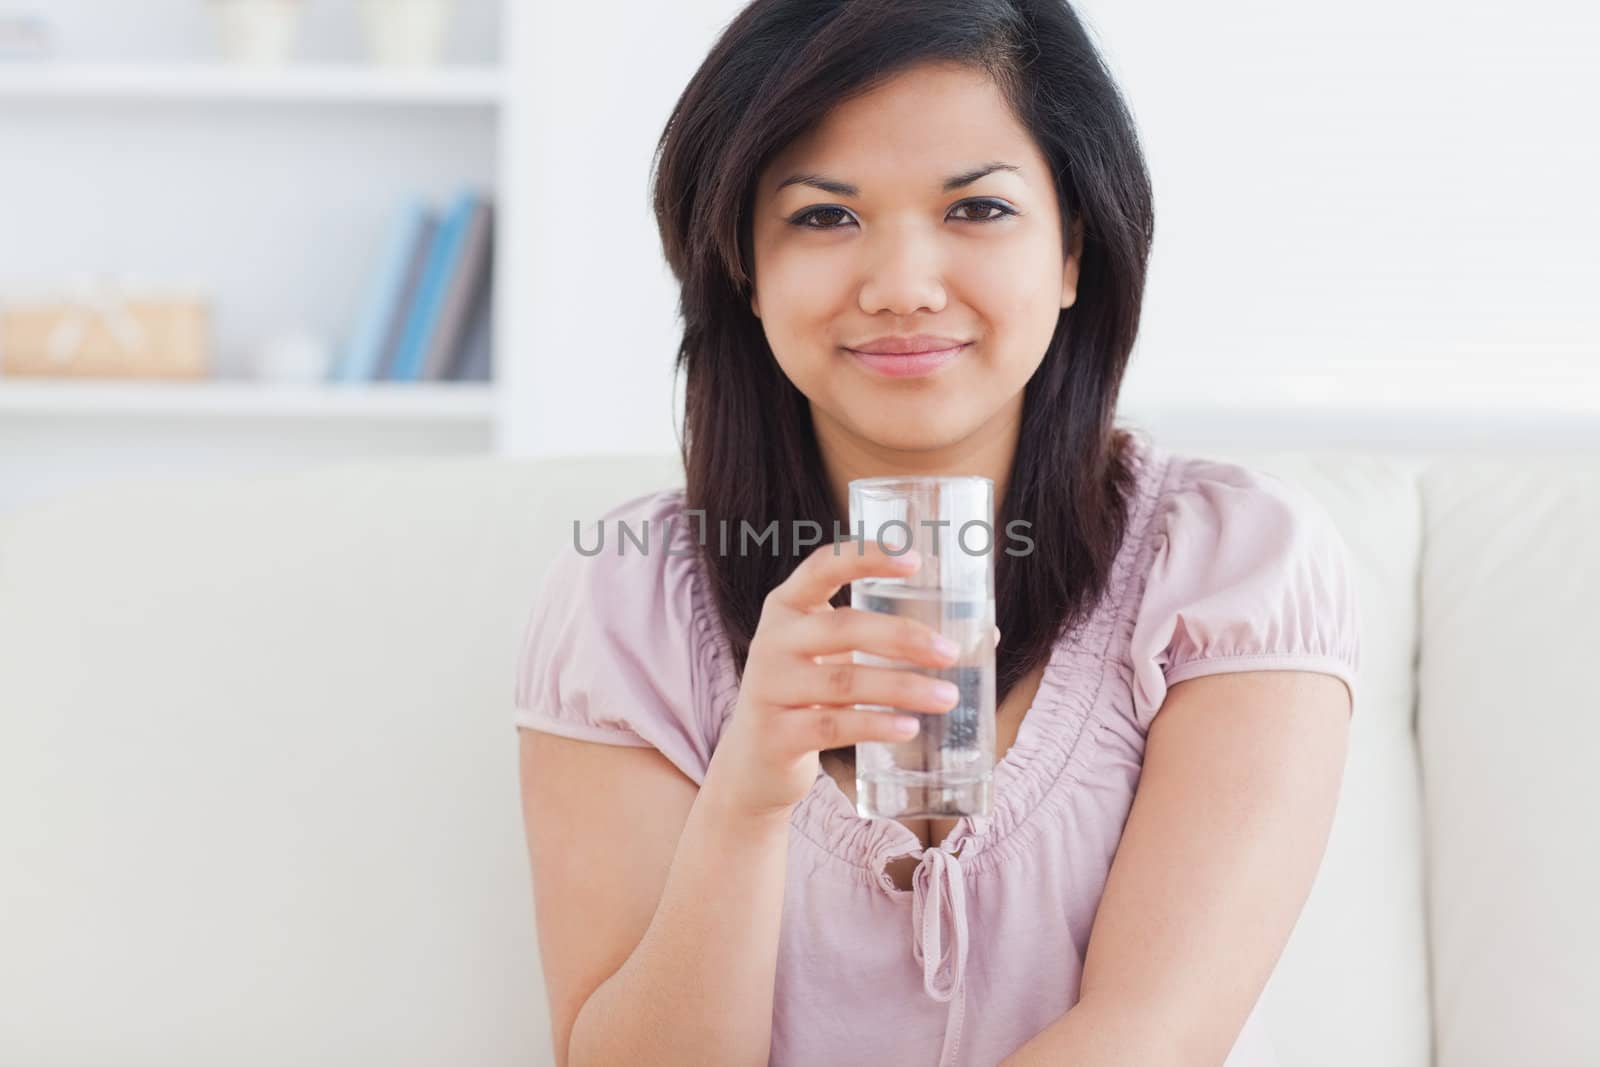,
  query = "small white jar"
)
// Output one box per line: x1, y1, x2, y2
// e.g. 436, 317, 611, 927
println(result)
359, 0, 457, 68
207, 0, 304, 67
